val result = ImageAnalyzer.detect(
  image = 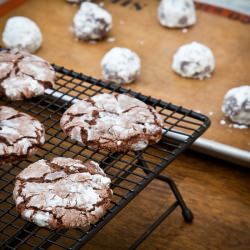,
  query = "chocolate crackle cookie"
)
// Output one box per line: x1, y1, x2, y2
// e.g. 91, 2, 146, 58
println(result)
60, 93, 164, 151
3, 16, 42, 53
158, 0, 196, 28
0, 49, 55, 100
172, 42, 215, 80
222, 85, 250, 125
13, 157, 112, 228
0, 106, 45, 164
101, 47, 141, 85
72, 2, 112, 41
